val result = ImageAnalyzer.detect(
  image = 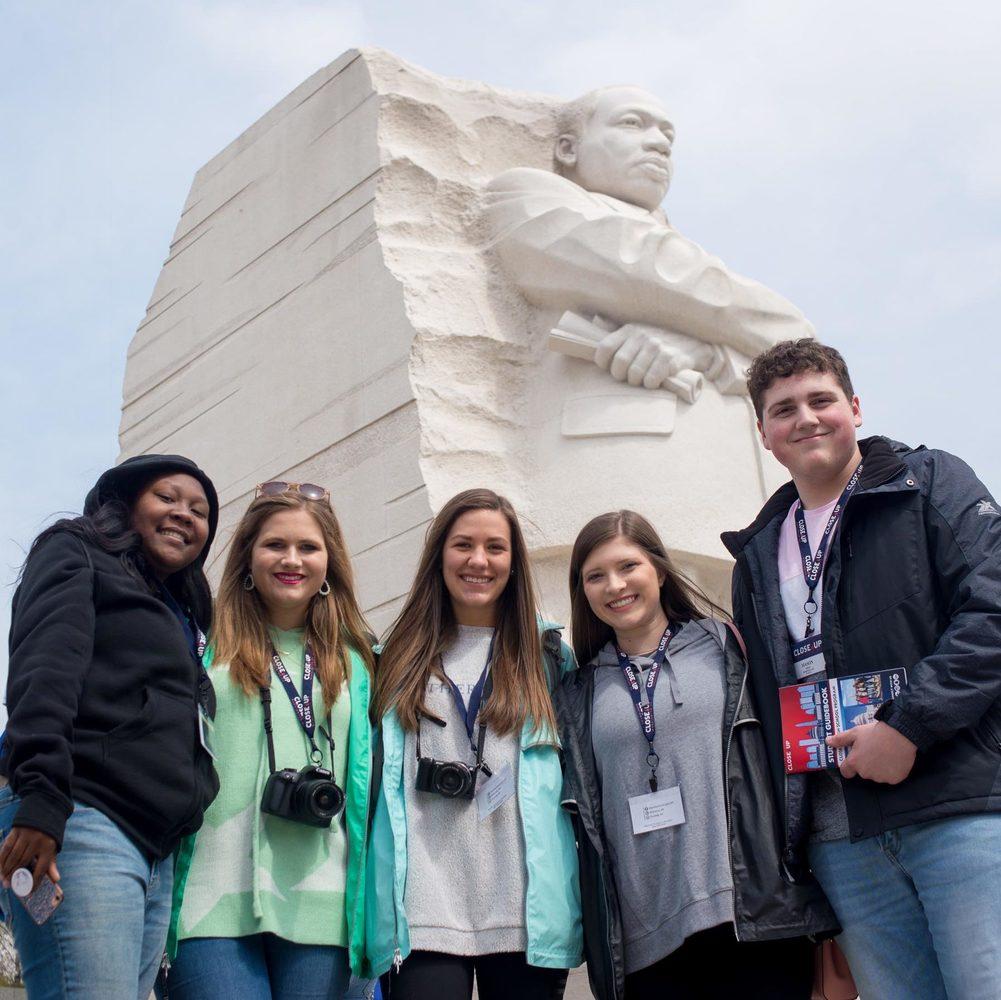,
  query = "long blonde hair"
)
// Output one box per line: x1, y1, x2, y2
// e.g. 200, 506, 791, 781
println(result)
371, 488, 556, 736
212, 493, 374, 704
